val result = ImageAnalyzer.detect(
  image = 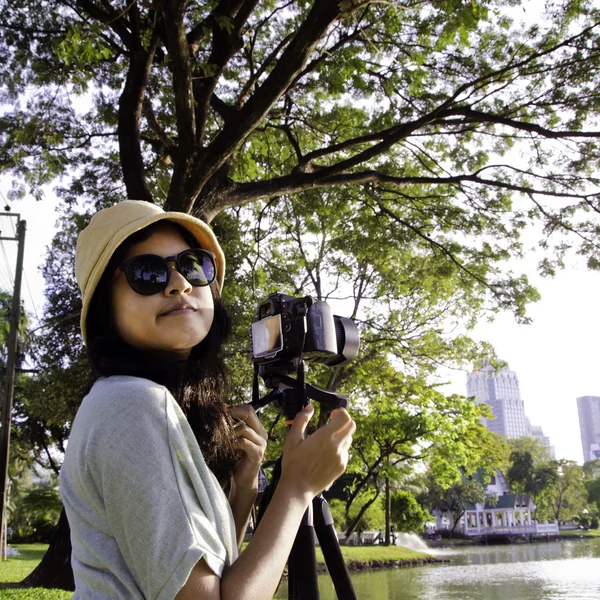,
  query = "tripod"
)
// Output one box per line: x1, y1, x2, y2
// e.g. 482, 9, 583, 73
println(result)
251, 369, 358, 600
